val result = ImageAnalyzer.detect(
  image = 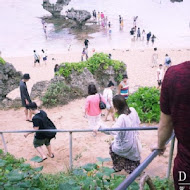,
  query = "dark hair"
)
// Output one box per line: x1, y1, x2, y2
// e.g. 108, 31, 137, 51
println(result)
33, 50, 36, 53
88, 84, 97, 95
166, 54, 168, 56
108, 81, 114, 87
42, 49, 44, 53
159, 64, 163, 66
28, 102, 37, 110
122, 74, 128, 79
154, 48, 157, 51
113, 95, 131, 115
